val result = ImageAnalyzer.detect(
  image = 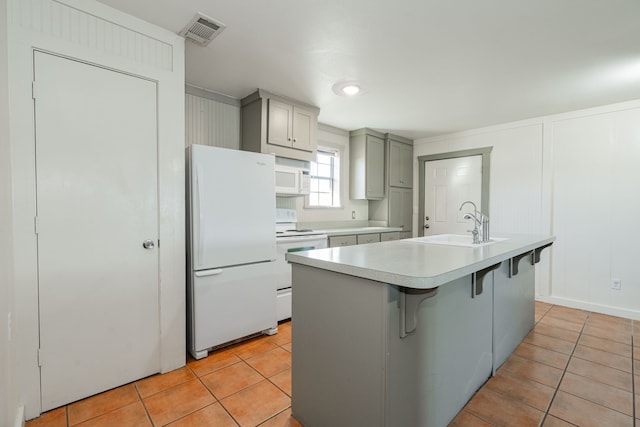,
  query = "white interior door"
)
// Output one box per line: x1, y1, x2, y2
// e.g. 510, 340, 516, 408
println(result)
34, 51, 160, 411
423, 156, 482, 235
